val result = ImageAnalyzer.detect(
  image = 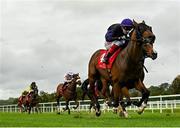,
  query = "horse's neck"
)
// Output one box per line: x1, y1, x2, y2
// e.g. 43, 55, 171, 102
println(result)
68, 81, 77, 91
120, 40, 143, 65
